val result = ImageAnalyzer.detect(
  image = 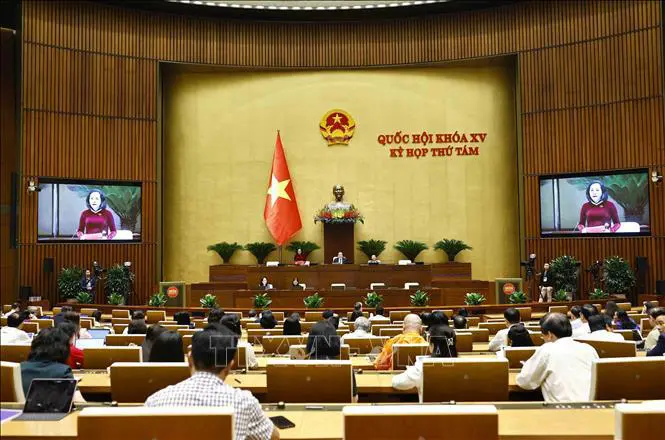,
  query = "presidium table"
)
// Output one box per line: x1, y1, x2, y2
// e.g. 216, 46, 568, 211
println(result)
188, 262, 492, 309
